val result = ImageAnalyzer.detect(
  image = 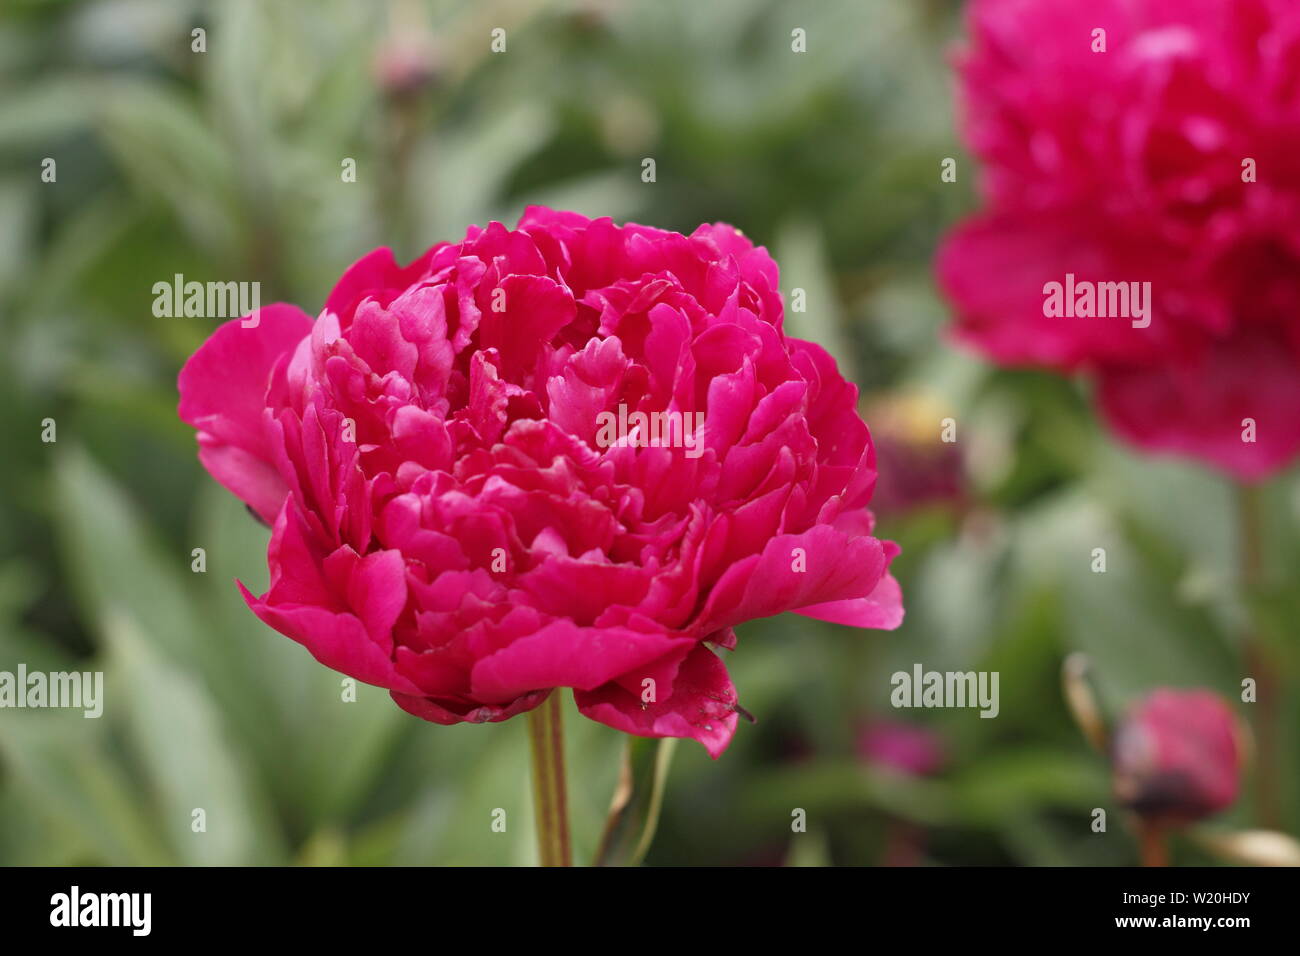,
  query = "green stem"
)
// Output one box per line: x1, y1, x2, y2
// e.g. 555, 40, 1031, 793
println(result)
629, 737, 676, 865
1237, 483, 1279, 829
591, 737, 677, 867
527, 693, 571, 867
